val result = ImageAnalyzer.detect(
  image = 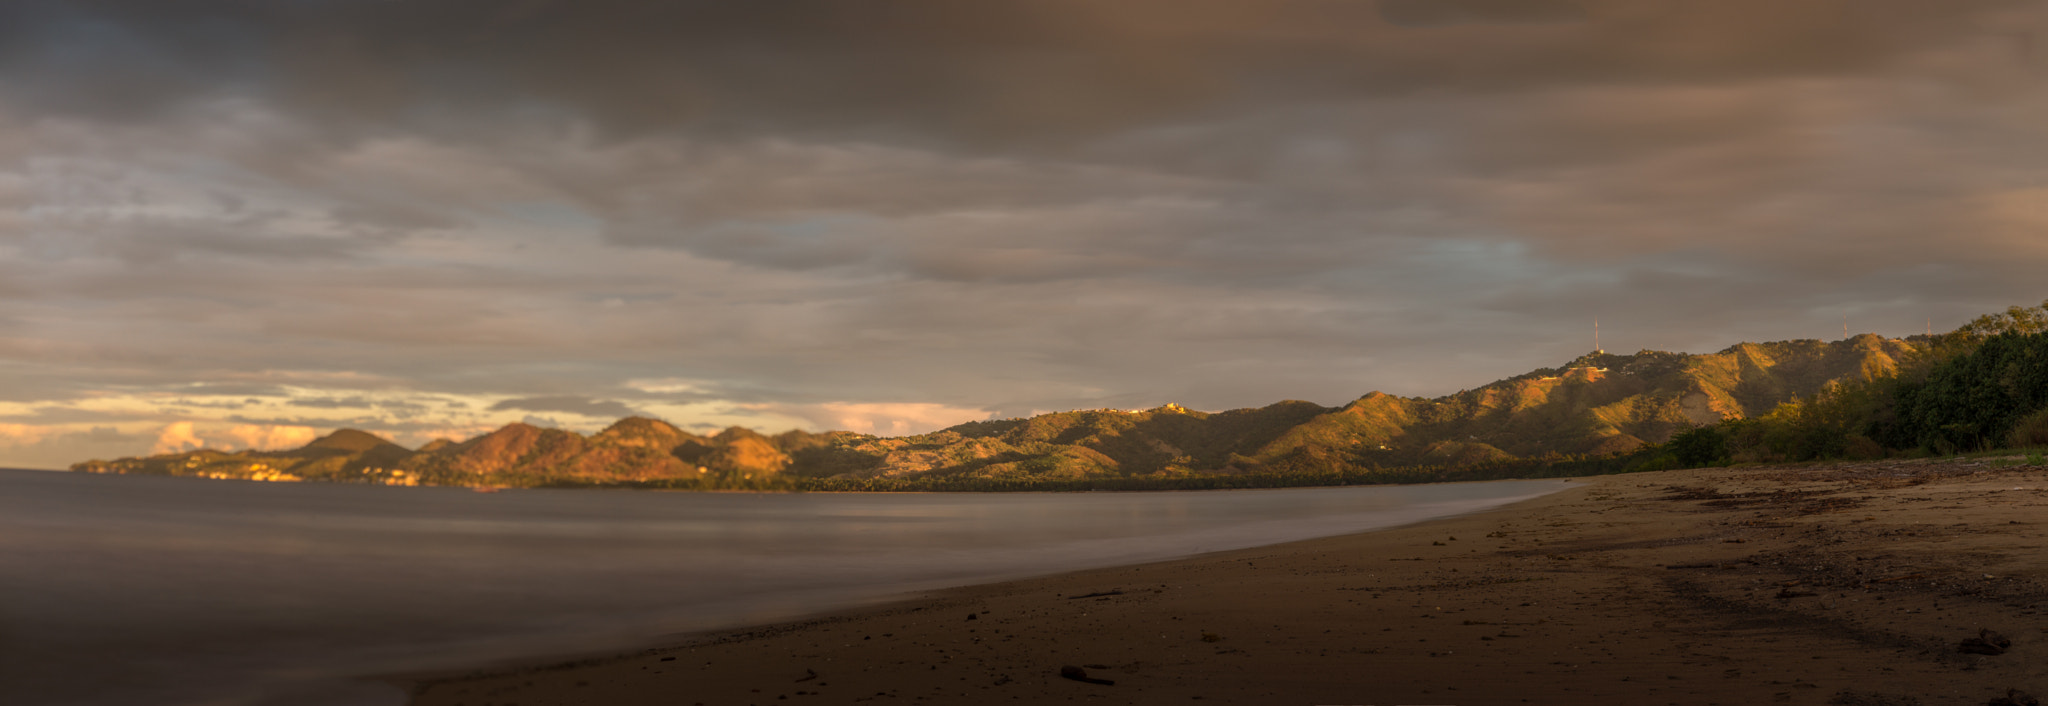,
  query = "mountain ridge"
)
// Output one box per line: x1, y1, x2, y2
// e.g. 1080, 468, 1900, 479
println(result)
71, 334, 1926, 488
